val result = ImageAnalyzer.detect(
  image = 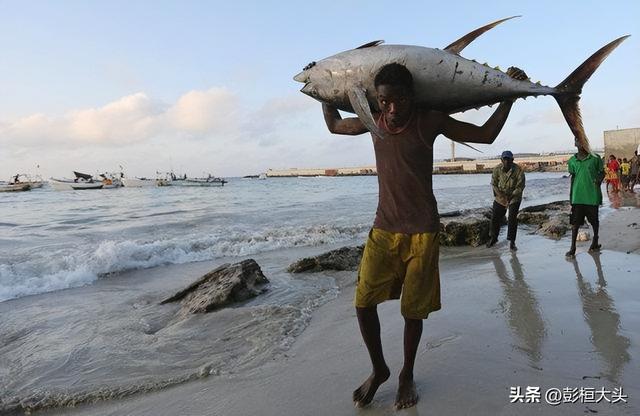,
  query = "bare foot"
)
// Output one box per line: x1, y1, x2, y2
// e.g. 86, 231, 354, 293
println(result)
394, 375, 418, 410
353, 367, 390, 407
